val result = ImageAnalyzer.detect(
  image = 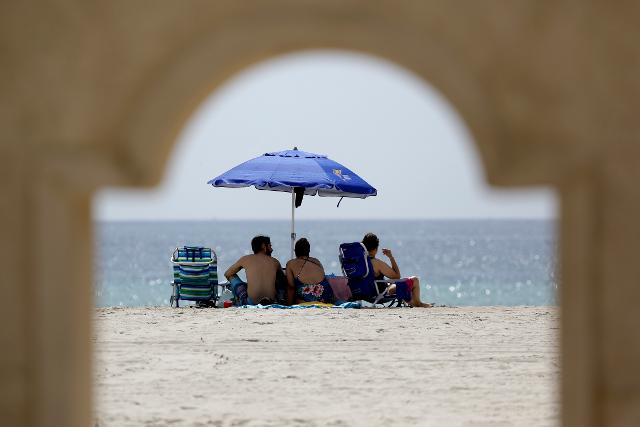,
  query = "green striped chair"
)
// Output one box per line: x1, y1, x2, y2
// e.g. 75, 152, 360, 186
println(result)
170, 246, 219, 307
